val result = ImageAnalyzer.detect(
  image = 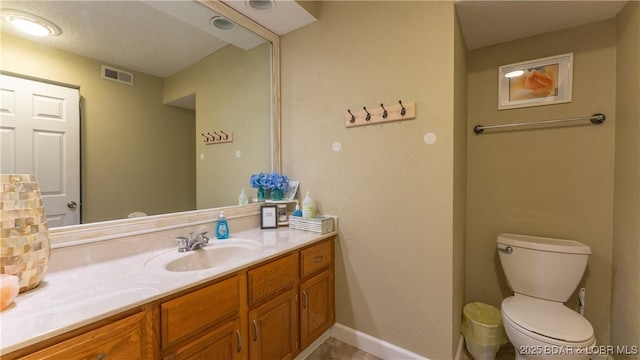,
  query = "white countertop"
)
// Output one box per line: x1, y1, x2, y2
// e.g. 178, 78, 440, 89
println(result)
0, 227, 335, 355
